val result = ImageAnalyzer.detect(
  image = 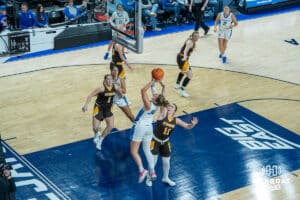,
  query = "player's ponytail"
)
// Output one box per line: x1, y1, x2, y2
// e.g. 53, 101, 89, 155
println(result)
156, 94, 169, 107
